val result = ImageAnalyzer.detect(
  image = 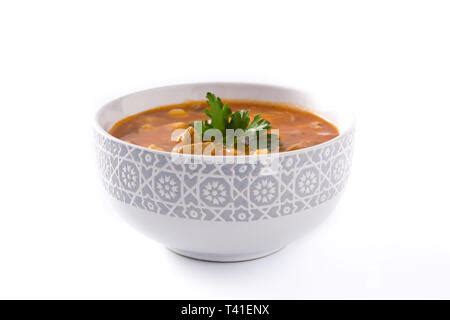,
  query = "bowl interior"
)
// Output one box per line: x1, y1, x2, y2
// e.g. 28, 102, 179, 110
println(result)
95, 82, 353, 139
